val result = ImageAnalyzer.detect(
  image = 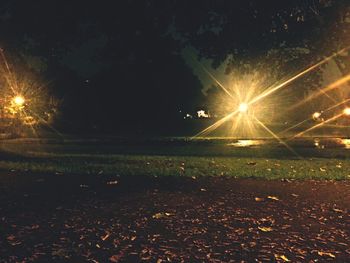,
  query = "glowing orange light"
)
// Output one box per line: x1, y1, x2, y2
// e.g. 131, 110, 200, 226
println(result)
341, 139, 350, 149
343, 108, 350, 116
12, 95, 25, 106
238, 103, 248, 113
227, 139, 262, 147
191, 46, 350, 139
312, 112, 321, 120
